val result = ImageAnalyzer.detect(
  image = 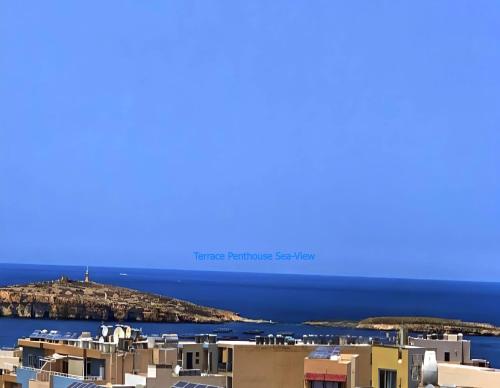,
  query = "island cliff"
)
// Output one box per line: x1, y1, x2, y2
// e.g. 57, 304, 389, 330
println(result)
305, 316, 500, 336
0, 276, 247, 323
